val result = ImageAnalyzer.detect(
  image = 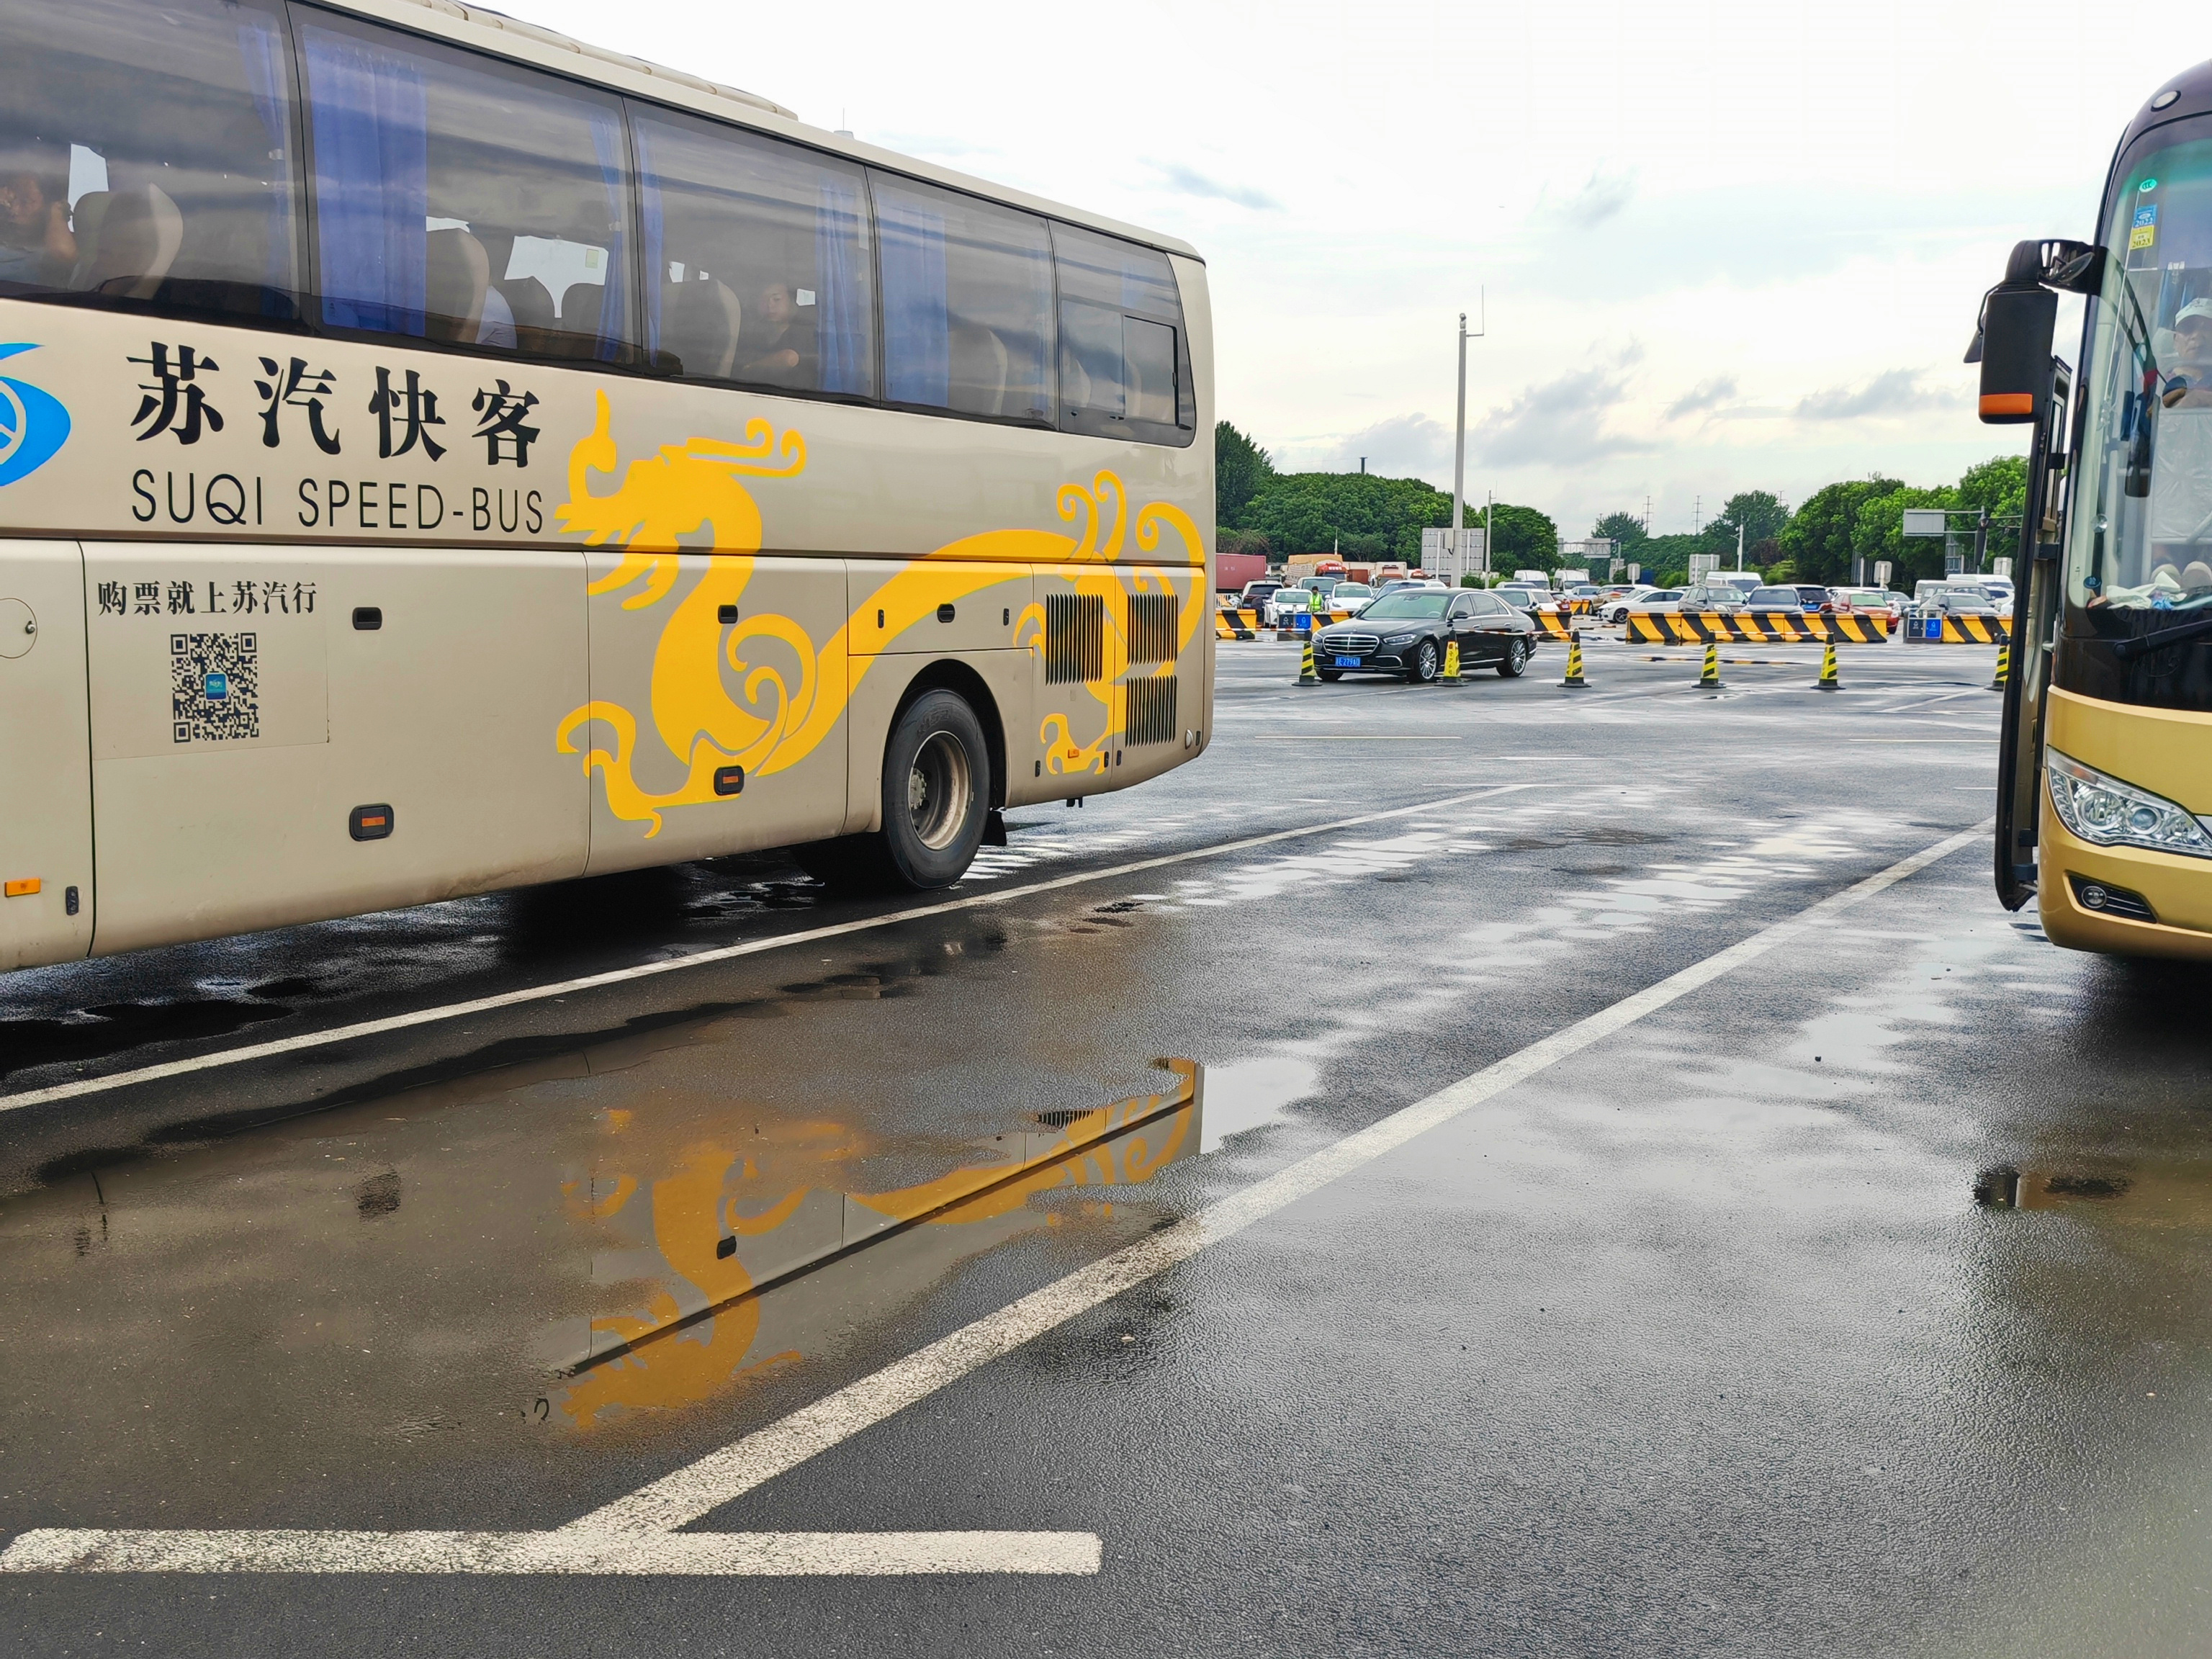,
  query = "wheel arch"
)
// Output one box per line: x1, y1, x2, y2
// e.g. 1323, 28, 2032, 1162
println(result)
891, 659, 1008, 809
